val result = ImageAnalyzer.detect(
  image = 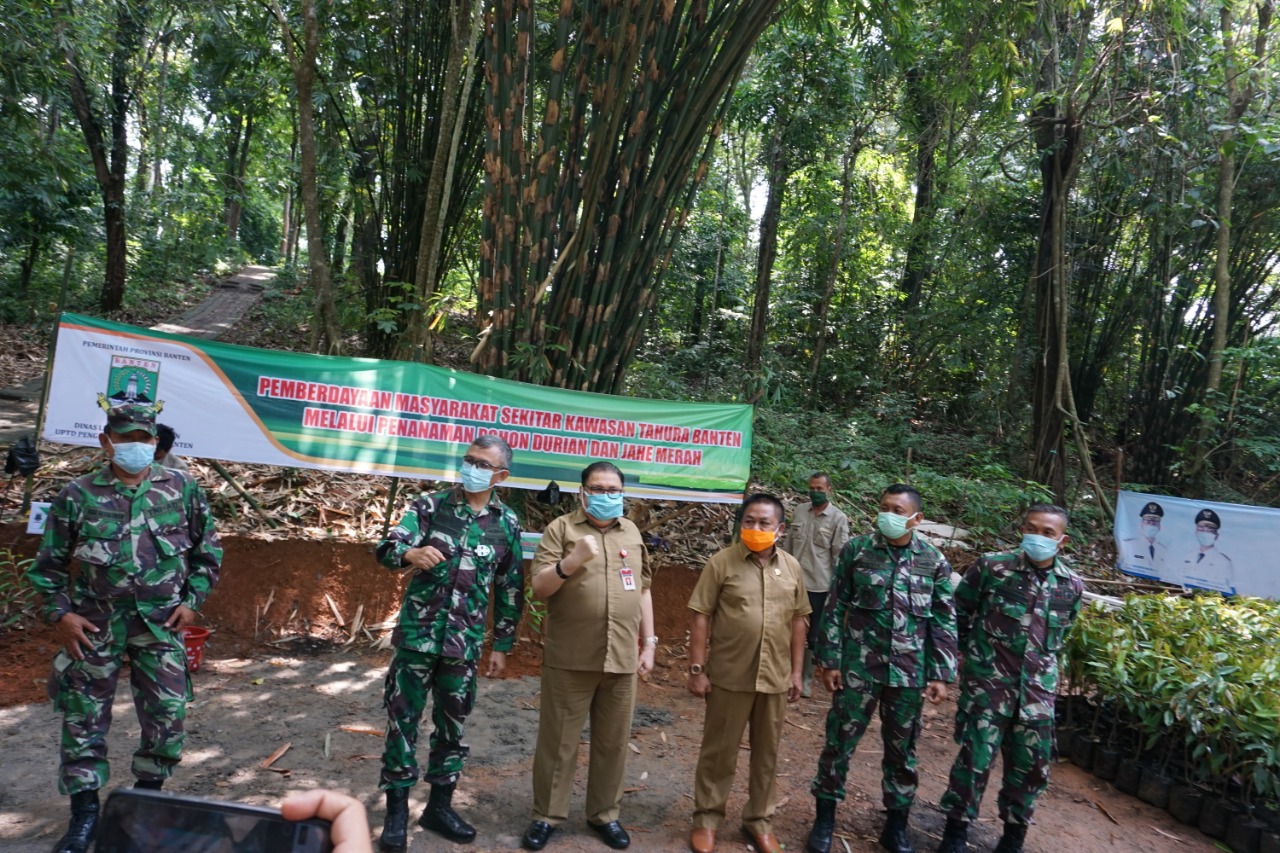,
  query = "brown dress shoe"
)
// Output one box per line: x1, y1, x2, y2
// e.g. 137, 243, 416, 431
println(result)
742, 826, 782, 853
689, 827, 716, 853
